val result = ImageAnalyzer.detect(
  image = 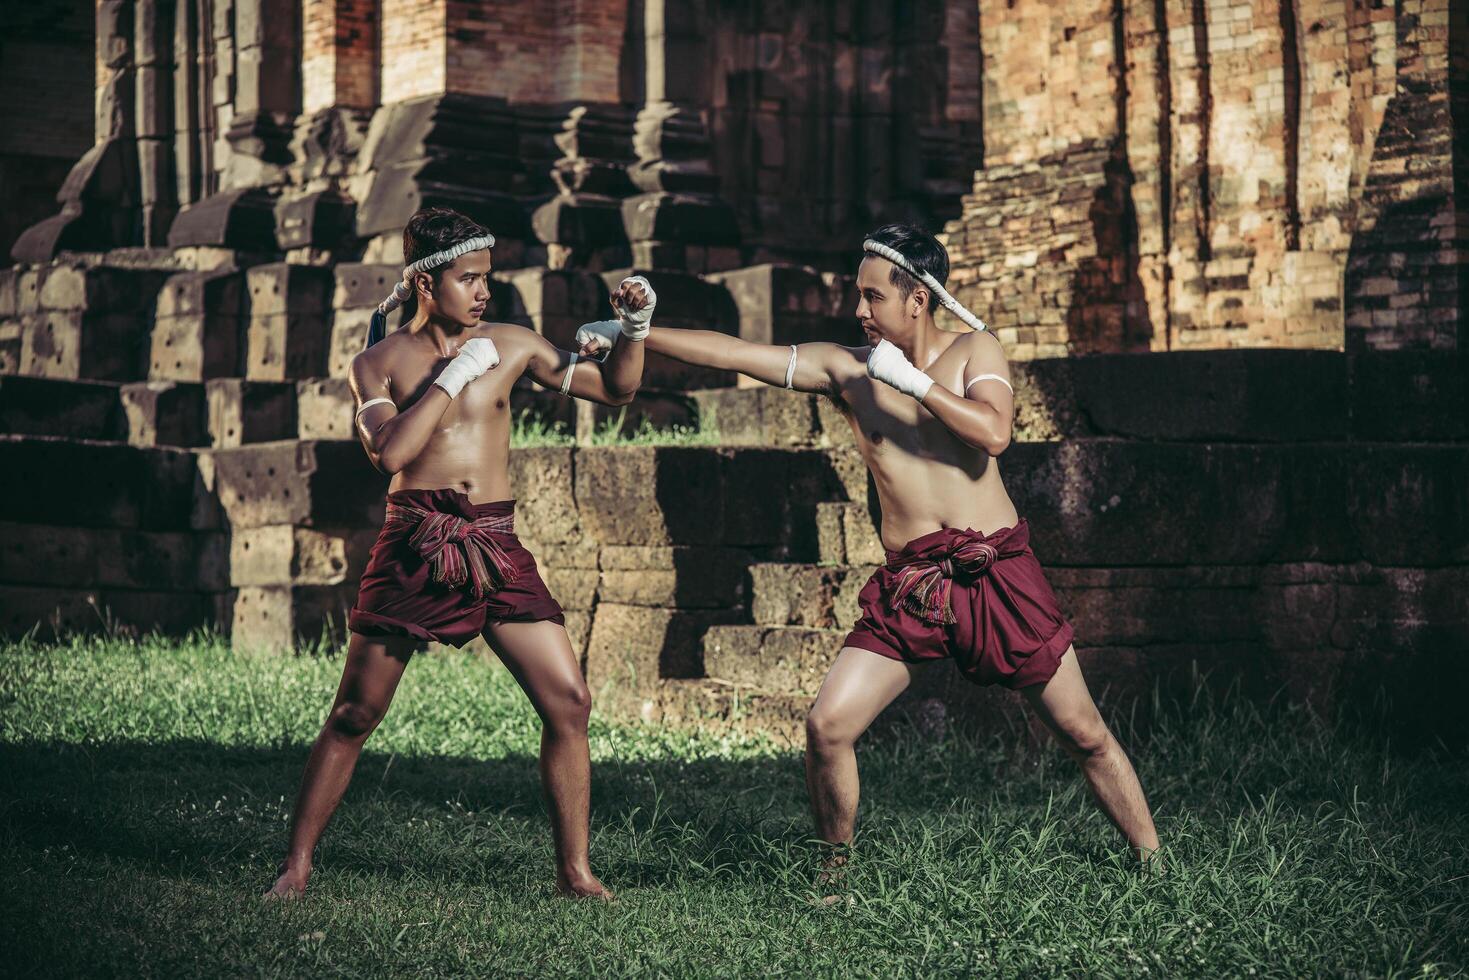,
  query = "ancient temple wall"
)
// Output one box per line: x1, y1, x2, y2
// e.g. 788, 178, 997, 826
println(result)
302, 0, 379, 112
944, 0, 1462, 359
